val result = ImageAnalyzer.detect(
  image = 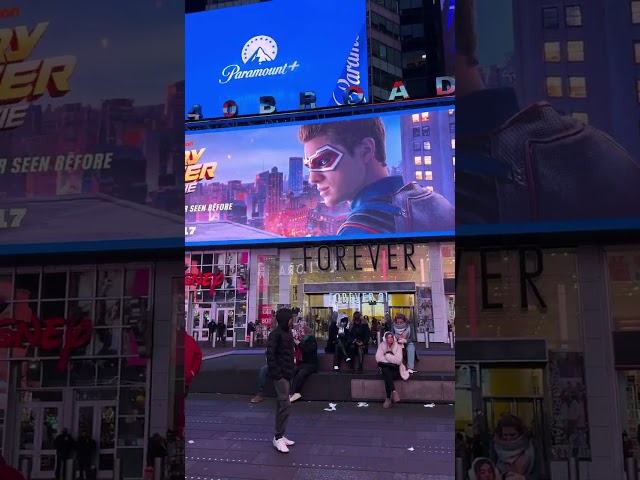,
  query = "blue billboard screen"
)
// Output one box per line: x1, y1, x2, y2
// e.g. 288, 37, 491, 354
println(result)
185, 105, 456, 246
185, 0, 369, 118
